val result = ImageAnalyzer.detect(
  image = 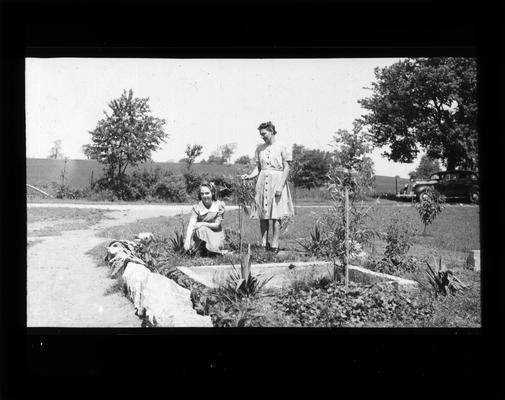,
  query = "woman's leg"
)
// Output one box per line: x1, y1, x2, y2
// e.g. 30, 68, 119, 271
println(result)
271, 219, 281, 249
259, 219, 269, 247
